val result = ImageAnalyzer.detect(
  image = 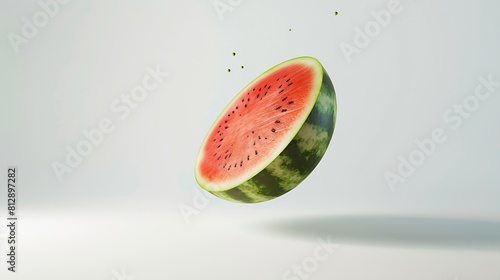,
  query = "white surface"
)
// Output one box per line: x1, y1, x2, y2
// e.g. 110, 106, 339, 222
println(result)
1, 210, 500, 279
